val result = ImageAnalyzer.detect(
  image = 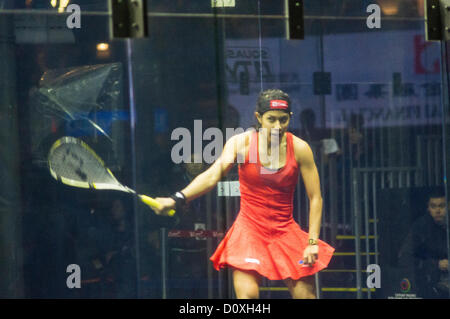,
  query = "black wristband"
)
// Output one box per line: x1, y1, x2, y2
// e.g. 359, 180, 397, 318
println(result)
170, 191, 186, 210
